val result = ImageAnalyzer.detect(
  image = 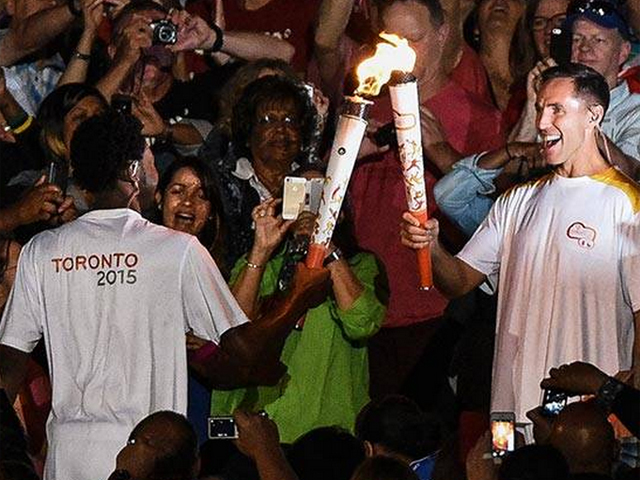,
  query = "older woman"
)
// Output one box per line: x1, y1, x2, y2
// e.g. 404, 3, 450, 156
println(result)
210, 75, 320, 271
211, 167, 386, 443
